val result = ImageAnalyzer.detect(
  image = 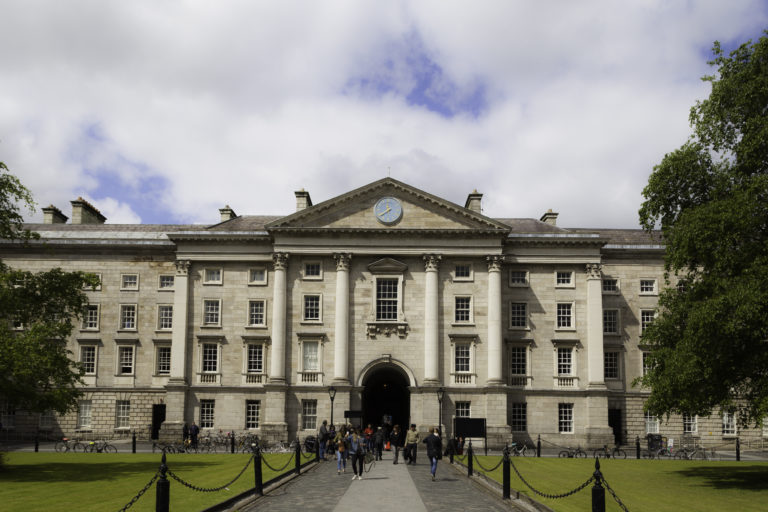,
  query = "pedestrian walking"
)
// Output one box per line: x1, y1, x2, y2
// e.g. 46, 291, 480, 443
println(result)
347, 429, 367, 480
189, 421, 200, 449
390, 424, 403, 464
374, 426, 385, 460
318, 420, 328, 460
404, 423, 420, 464
423, 427, 443, 481
335, 427, 348, 474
